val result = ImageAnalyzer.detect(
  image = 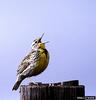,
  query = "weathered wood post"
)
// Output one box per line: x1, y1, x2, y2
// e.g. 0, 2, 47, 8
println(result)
20, 80, 85, 100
